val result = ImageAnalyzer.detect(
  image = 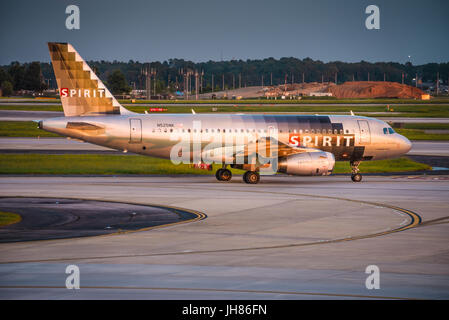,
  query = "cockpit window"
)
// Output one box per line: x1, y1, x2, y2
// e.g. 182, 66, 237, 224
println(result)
383, 127, 395, 134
